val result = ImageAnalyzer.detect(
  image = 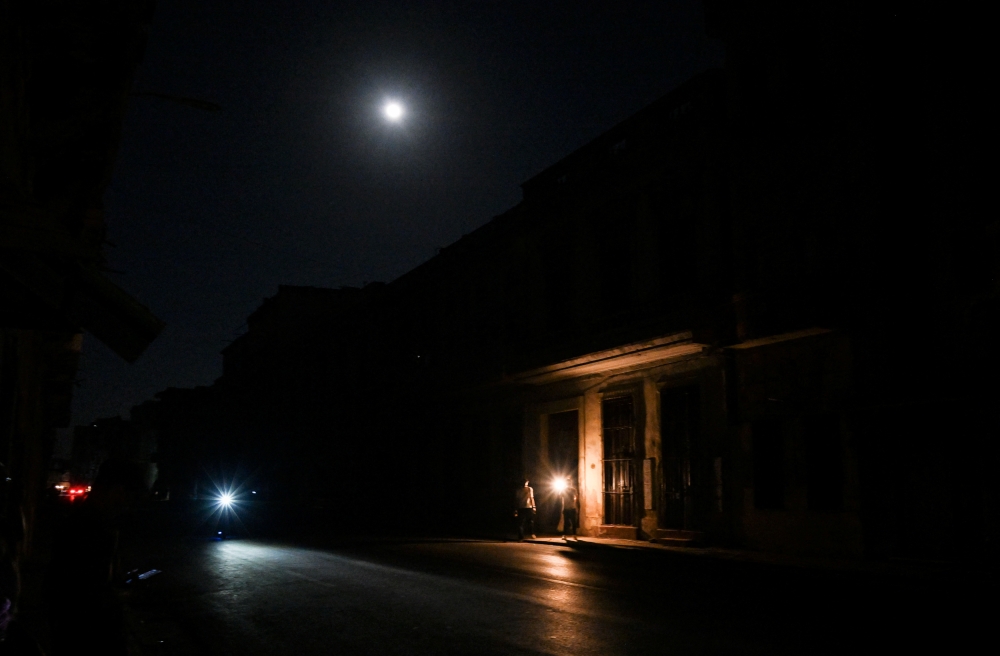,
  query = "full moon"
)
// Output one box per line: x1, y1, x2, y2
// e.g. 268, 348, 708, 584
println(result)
383, 101, 404, 122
